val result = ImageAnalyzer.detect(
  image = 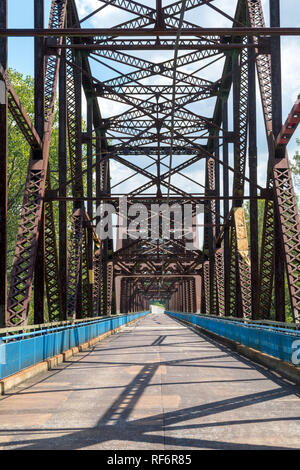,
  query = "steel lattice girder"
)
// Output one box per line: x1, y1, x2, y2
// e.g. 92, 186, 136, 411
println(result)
6, 0, 67, 325
2, 0, 300, 324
